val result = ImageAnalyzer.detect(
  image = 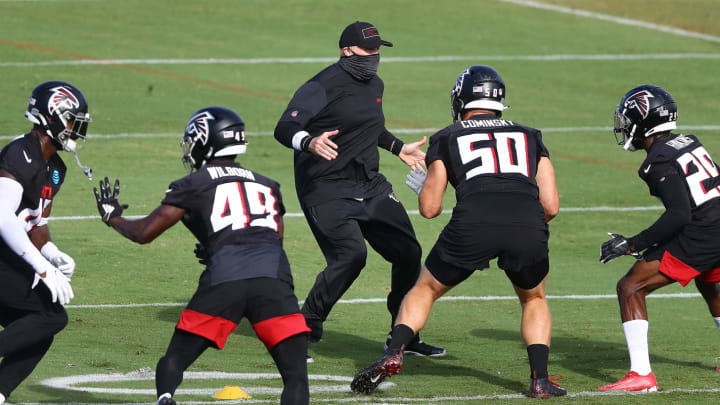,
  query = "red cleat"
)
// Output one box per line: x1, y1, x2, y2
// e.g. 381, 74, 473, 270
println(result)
598, 371, 658, 392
